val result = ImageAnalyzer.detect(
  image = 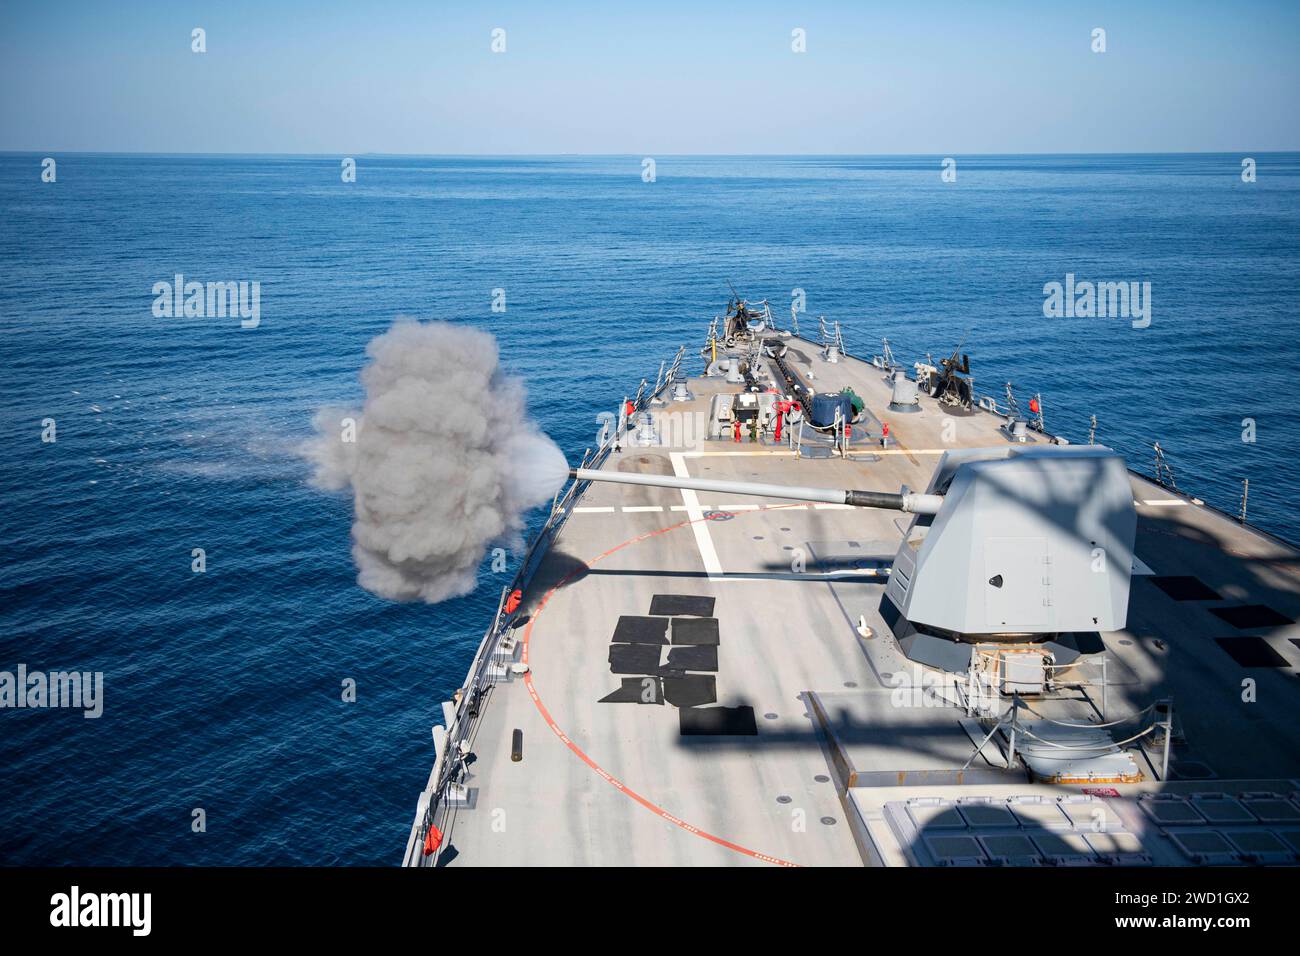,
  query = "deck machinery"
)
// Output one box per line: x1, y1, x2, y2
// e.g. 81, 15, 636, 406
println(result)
406, 299, 1300, 869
